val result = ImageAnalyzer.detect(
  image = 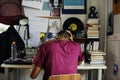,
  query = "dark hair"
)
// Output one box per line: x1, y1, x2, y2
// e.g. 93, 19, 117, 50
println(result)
57, 30, 71, 39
